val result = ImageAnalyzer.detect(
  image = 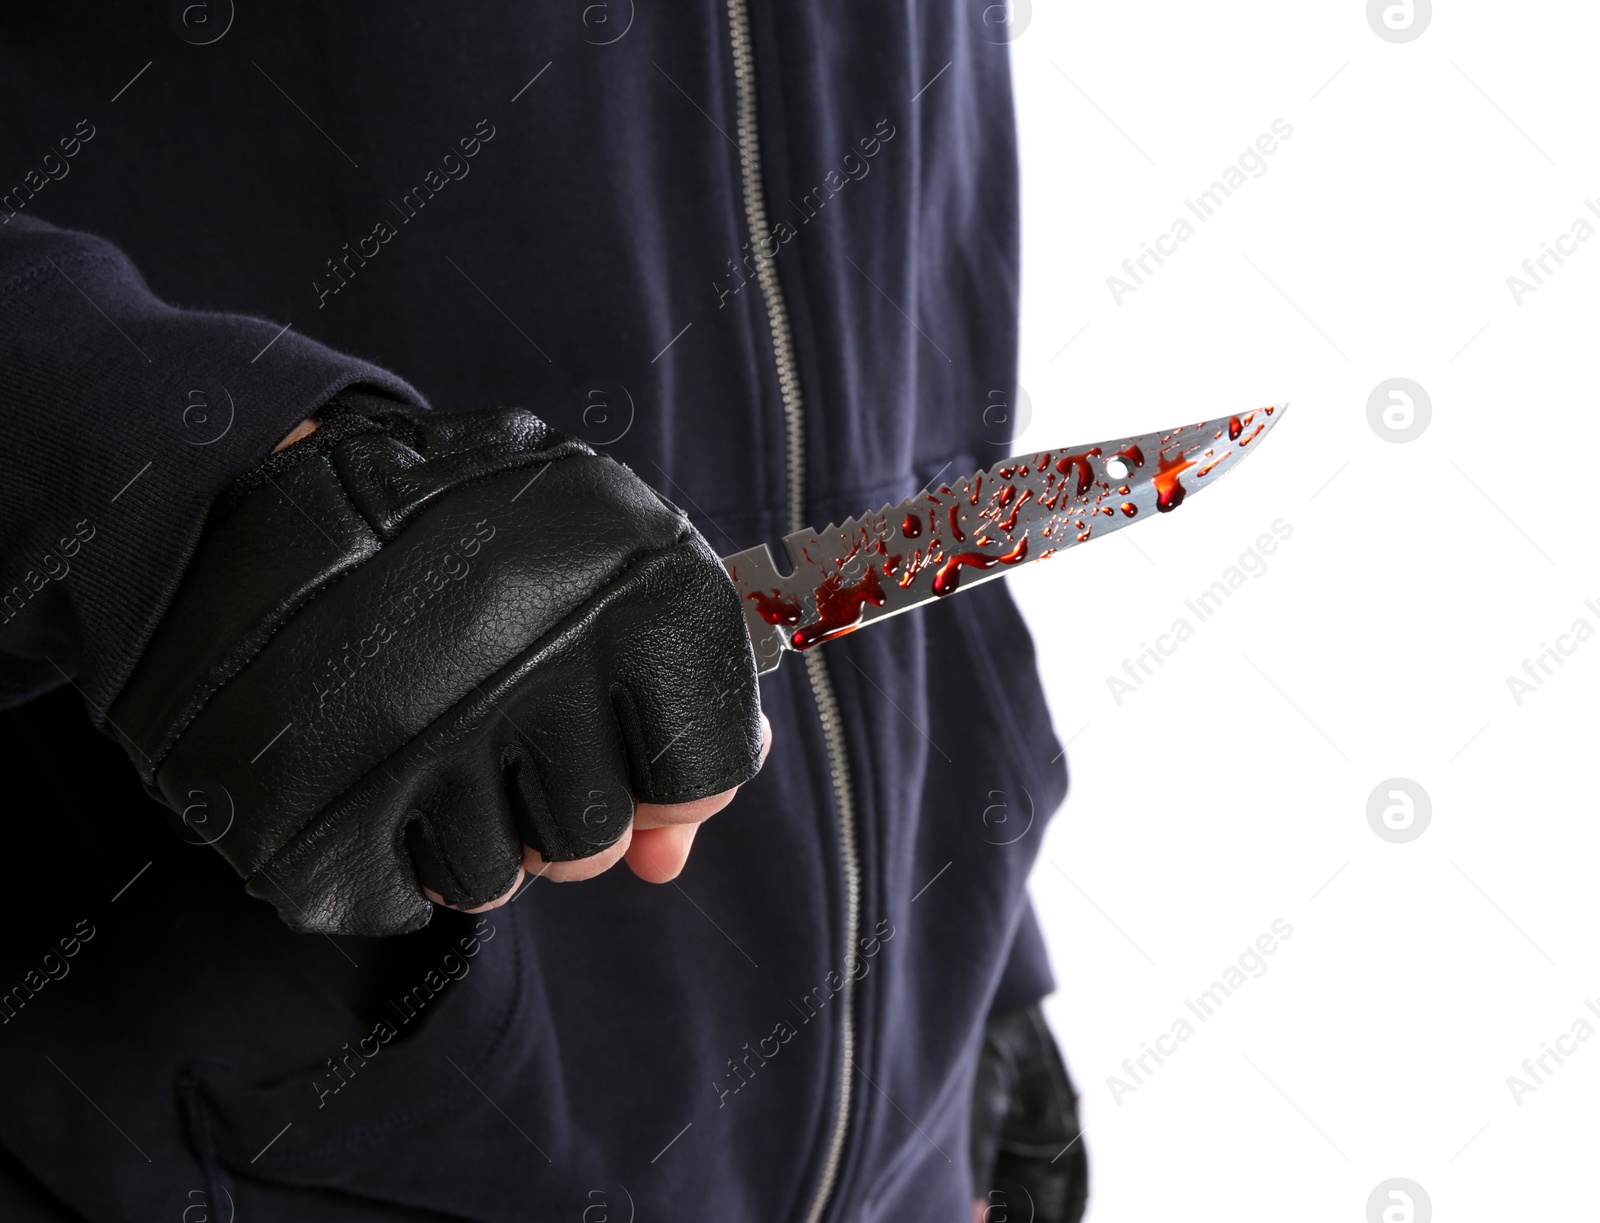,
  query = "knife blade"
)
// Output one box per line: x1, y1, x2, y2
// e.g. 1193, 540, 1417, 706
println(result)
722, 404, 1287, 674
